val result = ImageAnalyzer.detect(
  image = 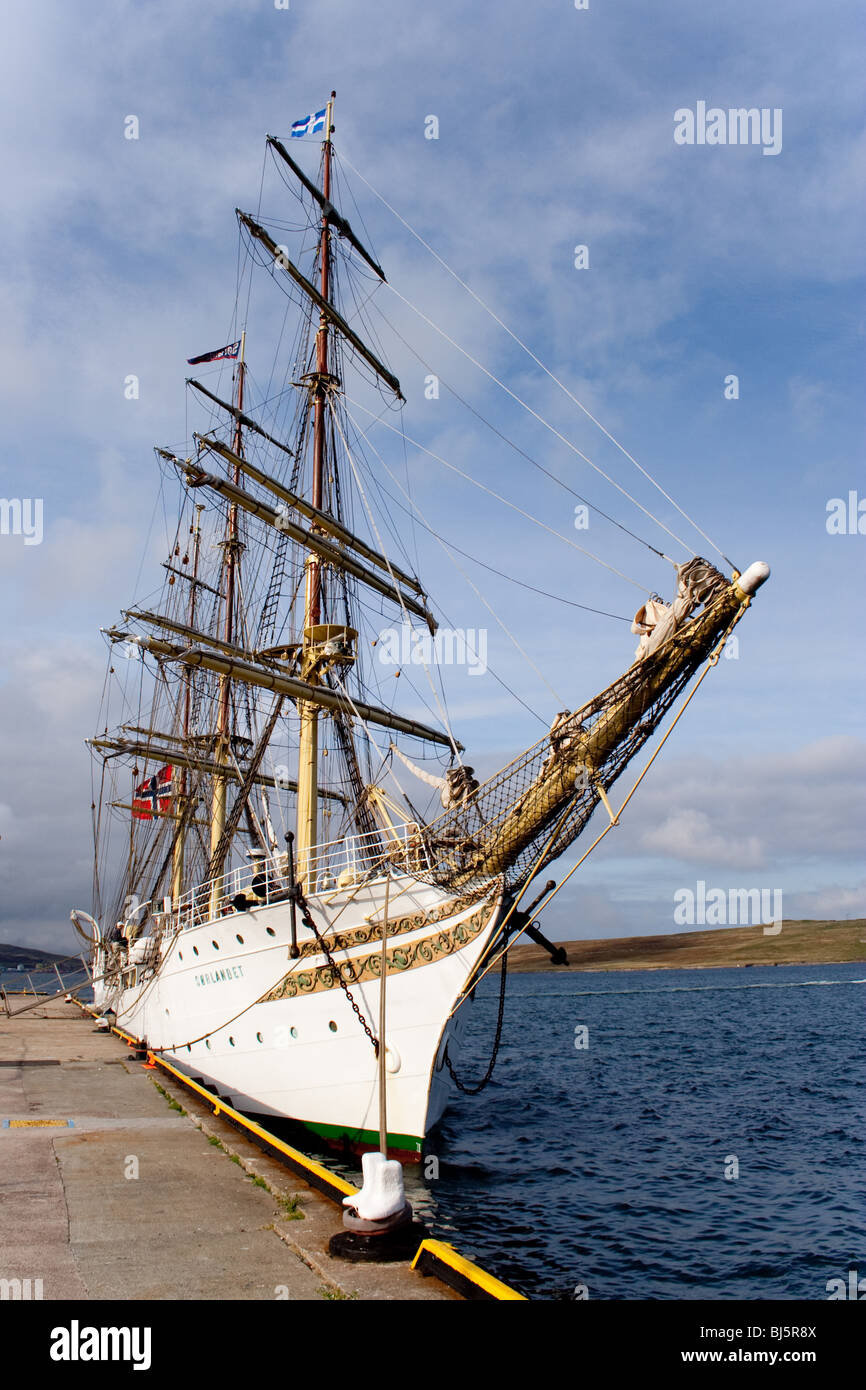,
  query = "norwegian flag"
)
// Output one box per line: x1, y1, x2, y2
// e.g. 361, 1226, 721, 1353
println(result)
132, 766, 174, 821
